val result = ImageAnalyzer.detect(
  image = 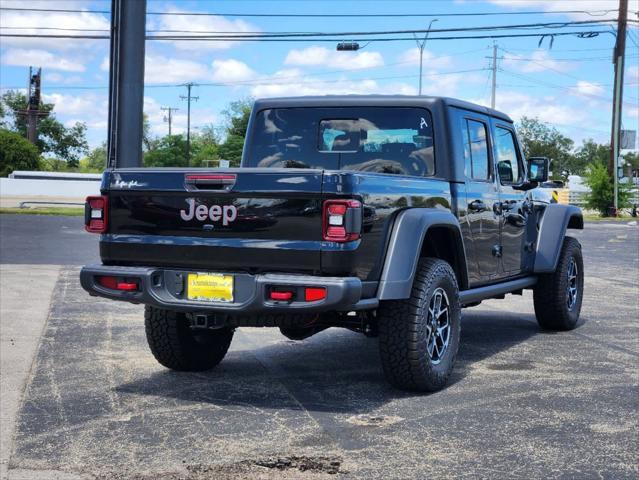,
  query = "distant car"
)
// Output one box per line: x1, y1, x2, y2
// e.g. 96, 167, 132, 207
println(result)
81, 96, 584, 392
